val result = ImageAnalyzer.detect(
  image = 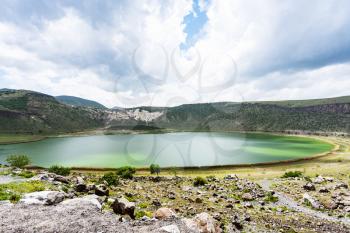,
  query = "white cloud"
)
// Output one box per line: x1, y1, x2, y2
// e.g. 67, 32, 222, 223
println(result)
0, 0, 349, 108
